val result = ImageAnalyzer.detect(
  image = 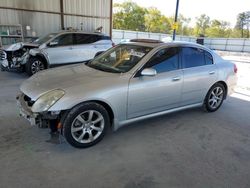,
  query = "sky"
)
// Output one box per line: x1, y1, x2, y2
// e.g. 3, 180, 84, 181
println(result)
114, 0, 250, 27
